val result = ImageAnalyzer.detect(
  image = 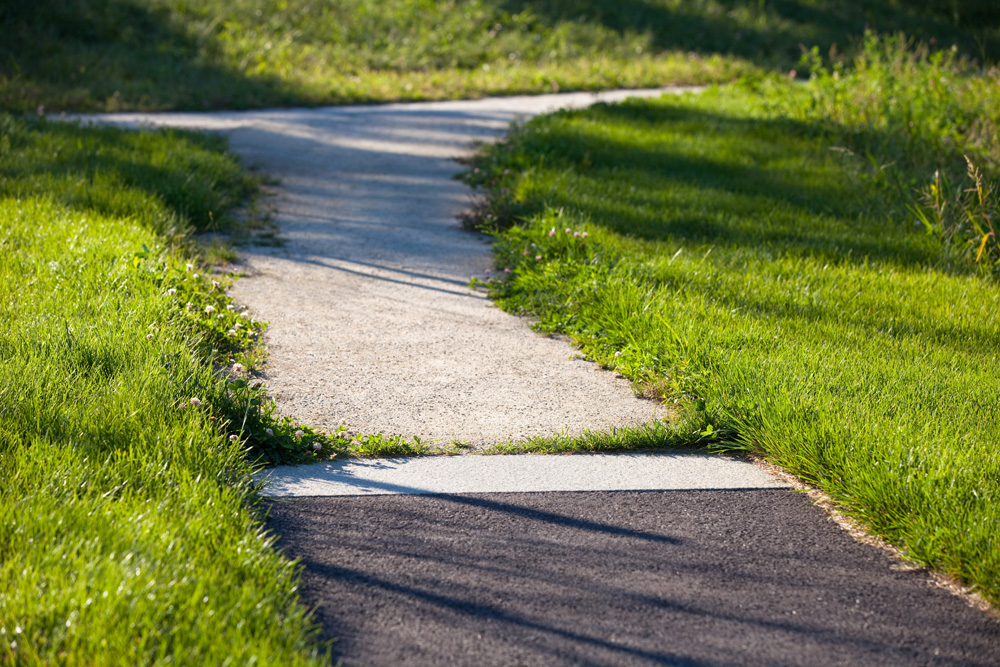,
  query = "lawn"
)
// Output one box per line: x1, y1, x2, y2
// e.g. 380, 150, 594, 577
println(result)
462, 36, 1000, 604
2, 0, 997, 111
2, 1, 999, 662
0, 117, 339, 664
